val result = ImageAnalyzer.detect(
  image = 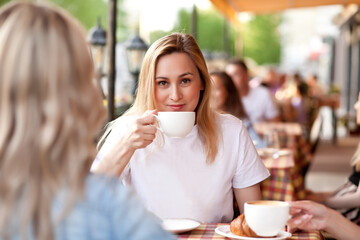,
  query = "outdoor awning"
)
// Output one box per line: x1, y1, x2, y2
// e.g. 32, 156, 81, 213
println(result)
210, 0, 360, 19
